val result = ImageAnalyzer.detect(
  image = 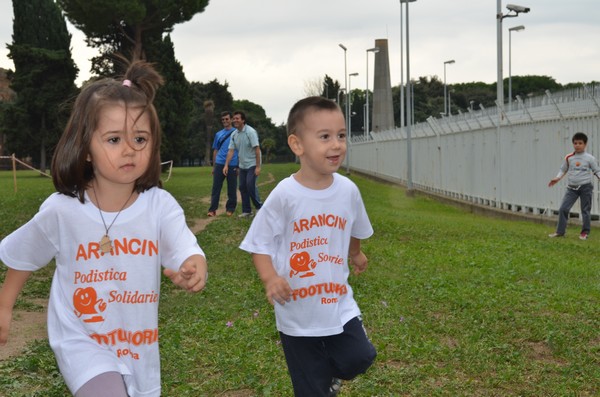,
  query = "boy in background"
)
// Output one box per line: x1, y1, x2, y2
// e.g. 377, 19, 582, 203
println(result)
548, 132, 600, 240
240, 96, 376, 396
